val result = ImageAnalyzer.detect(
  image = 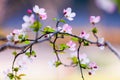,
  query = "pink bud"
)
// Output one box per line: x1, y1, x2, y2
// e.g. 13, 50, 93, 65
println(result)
27, 9, 32, 14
